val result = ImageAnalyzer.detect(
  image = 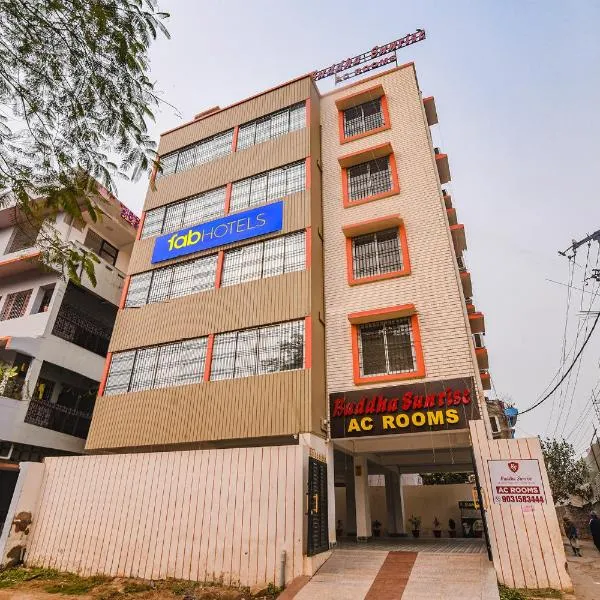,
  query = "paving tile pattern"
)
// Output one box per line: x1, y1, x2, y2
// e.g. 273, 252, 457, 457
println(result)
337, 537, 487, 554
364, 551, 417, 600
